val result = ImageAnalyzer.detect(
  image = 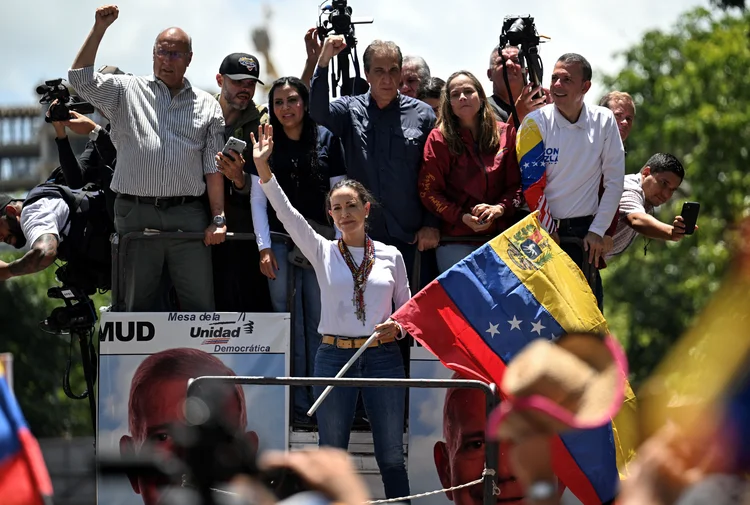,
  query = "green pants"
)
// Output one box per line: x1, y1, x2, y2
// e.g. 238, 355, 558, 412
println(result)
114, 196, 214, 312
